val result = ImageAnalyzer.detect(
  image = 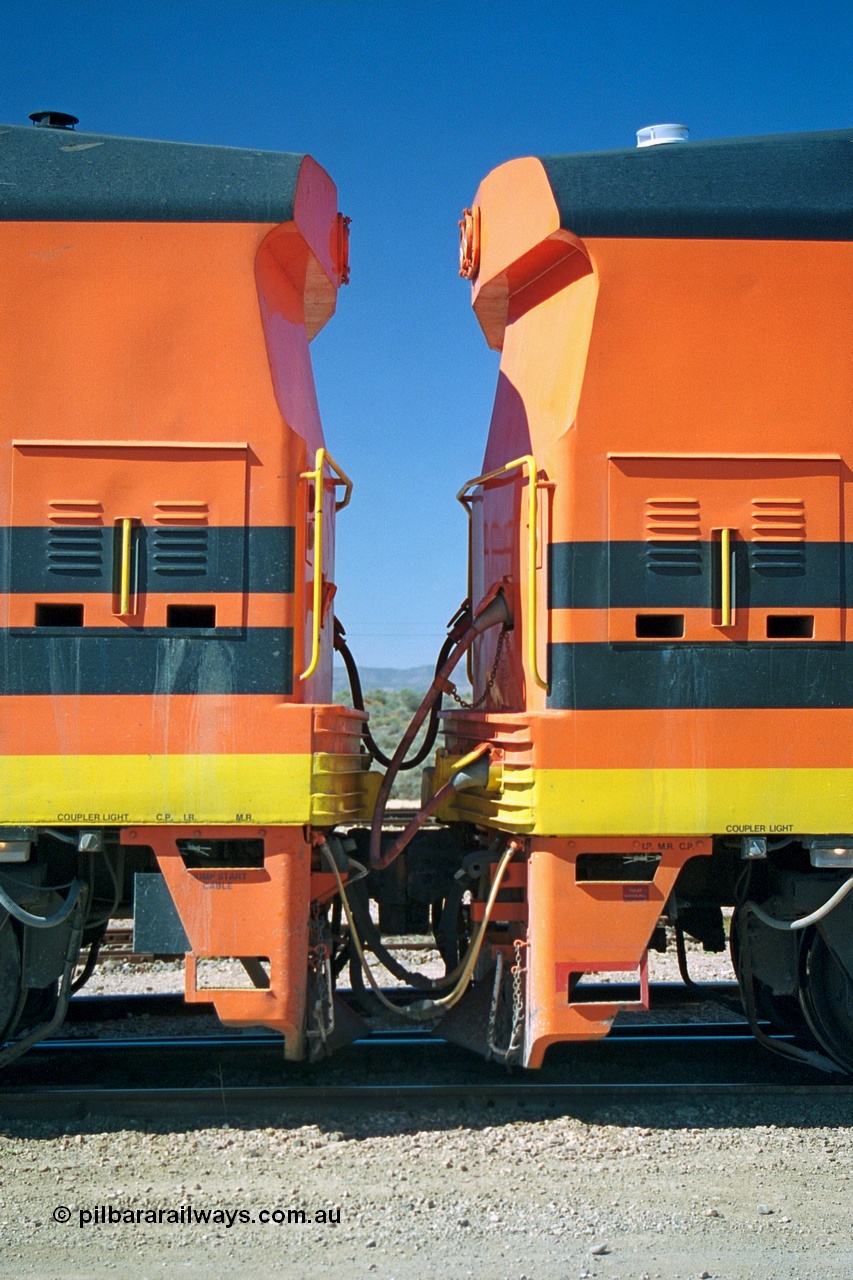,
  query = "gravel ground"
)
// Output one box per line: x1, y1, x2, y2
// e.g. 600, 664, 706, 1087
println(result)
2, 934, 851, 1279
1, 1100, 851, 1280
